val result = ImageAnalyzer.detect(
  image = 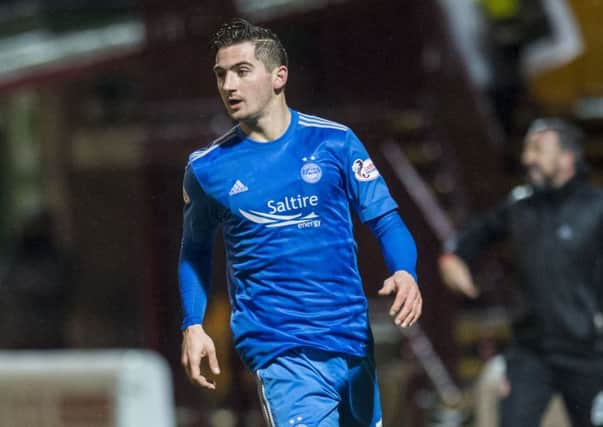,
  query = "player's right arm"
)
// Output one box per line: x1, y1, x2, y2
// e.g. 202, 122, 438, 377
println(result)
179, 164, 222, 389
340, 130, 422, 327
